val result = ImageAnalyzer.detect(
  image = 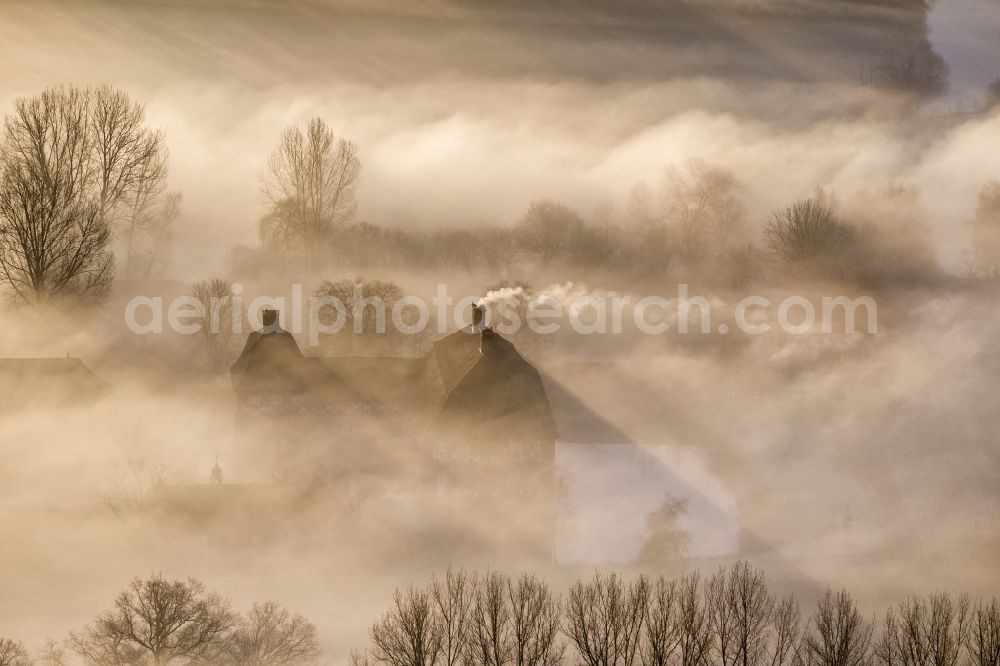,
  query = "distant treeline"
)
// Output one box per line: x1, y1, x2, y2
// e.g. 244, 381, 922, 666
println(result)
350, 562, 1000, 666
240, 153, 1000, 291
